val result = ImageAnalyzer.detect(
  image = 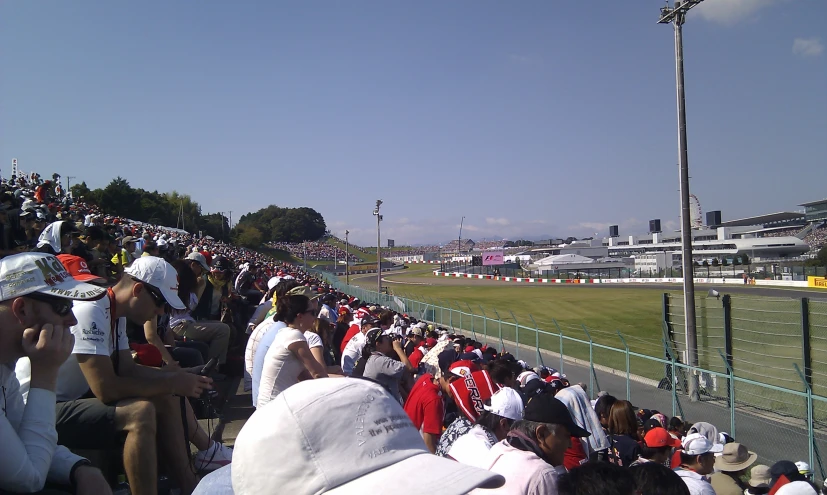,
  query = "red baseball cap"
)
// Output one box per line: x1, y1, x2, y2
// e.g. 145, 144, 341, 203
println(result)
425, 338, 438, 348
643, 427, 682, 449
57, 254, 106, 284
